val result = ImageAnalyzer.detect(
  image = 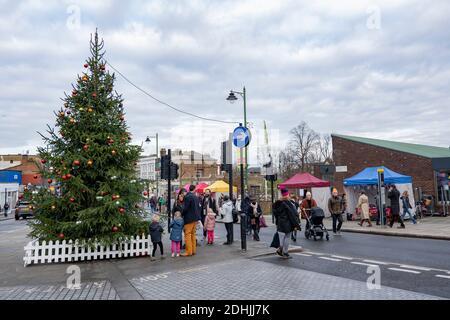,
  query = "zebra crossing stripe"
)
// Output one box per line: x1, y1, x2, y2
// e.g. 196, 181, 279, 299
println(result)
319, 257, 342, 262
